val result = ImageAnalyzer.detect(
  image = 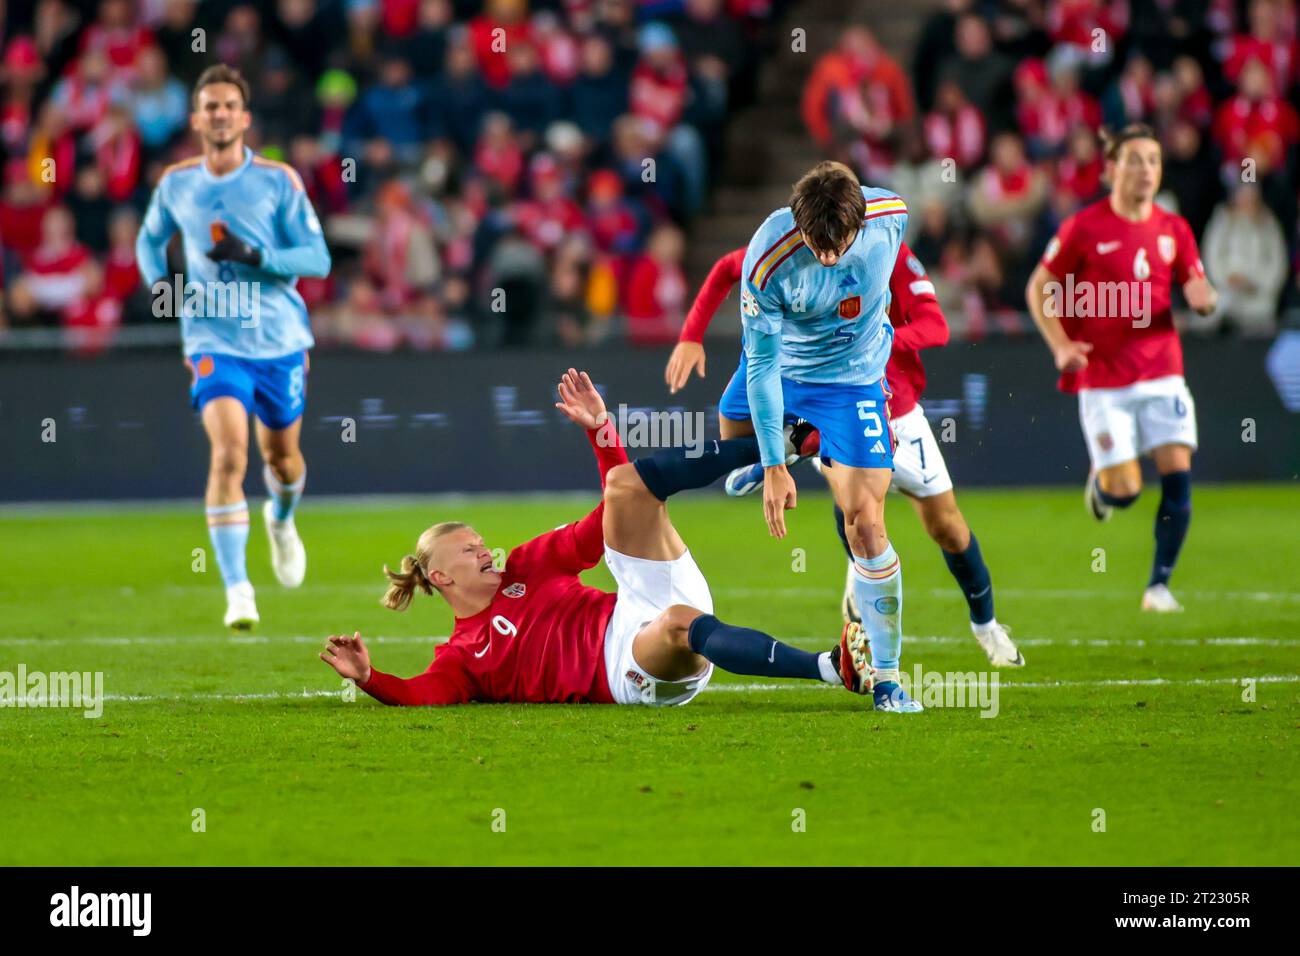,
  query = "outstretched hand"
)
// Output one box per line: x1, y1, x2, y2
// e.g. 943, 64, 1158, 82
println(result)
554, 368, 609, 430
665, 341, 706, 394
320, 631, 371, 685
